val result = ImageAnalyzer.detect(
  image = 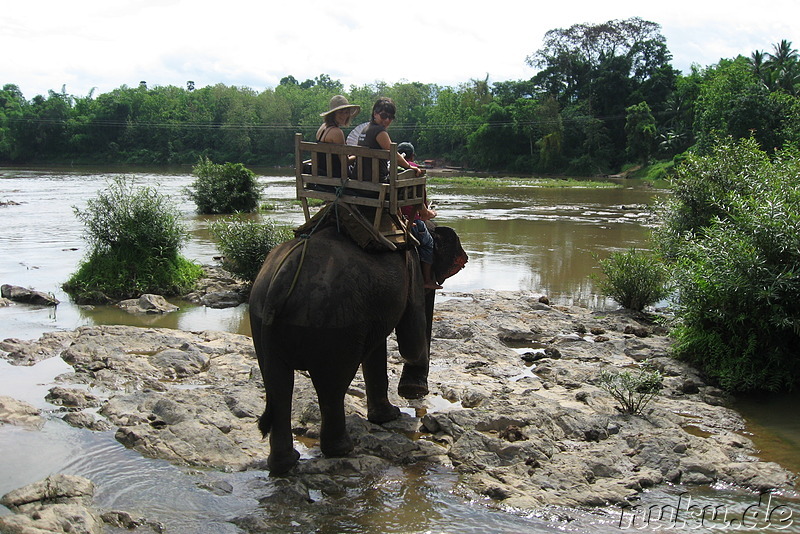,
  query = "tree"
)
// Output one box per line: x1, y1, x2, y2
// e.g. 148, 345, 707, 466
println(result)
766, 40, 799, 95
694, 56, 782, 153
528, 17, 671, 106
526, 17, 676, 171
625, 101, 656, 165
